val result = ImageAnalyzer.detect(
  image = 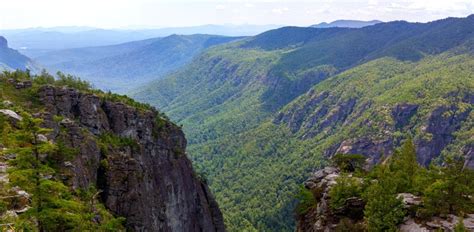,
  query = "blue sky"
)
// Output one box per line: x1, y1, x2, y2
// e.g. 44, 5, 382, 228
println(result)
1, 0, 473, 29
